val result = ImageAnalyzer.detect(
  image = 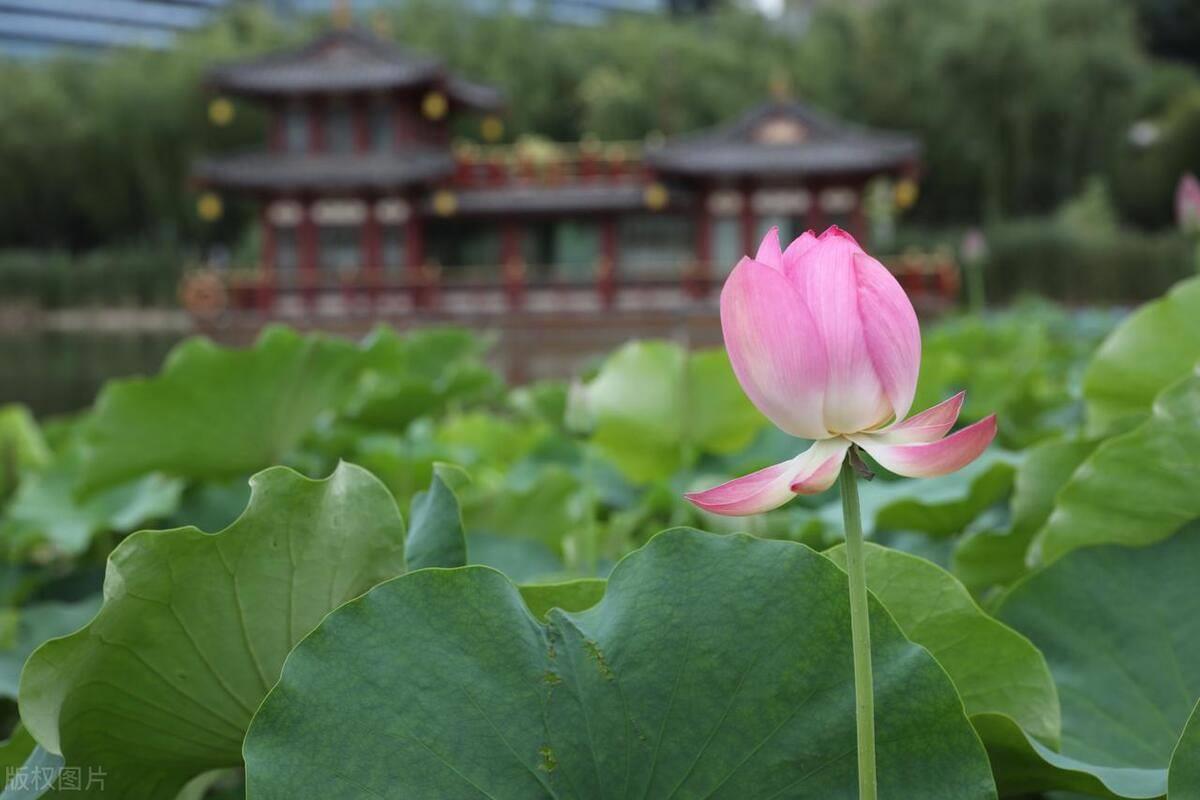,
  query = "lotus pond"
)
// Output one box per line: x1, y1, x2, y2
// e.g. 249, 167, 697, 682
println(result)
0, 278, 1199, 799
